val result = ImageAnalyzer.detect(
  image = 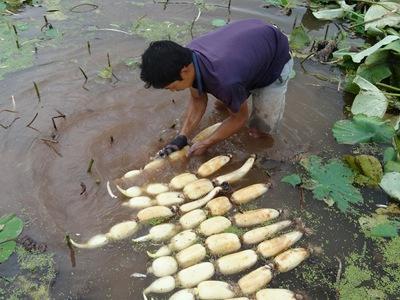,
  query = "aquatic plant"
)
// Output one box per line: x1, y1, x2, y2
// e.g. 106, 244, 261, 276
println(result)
0, 214, 23, 263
